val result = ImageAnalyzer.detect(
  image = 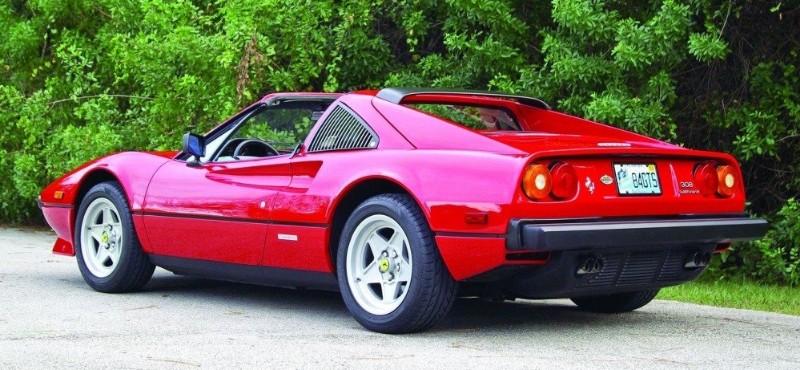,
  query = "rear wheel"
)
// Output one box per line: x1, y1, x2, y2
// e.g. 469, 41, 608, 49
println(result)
571, 289, 659, 313
74, 181, 154, 293
337, 194, 457, 333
